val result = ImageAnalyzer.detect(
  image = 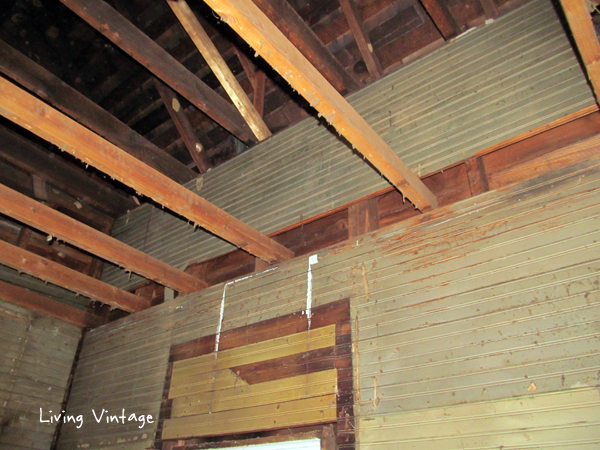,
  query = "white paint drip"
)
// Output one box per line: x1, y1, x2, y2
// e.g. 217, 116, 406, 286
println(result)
214, 266, 279, 354
306, 254, 319, 328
